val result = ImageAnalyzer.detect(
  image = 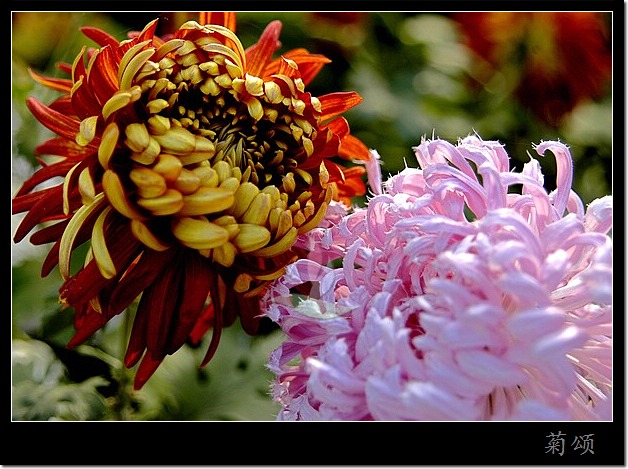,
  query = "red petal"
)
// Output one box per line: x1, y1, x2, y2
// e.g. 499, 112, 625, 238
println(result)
298, 134, 342, 169
324, 160, 346, 183
236, 294, 261, 335
29, 219, 67, 246
109, 248, 174, 314
66, 304, 109, 348
325, 117, 350, 140
35, 136, 96, 159
12, 185, 65, 242
60, 220, 141, 306
13, 159, 78, 198
166, 252, 213, 354
188, 302, 214, 346
200, 302, 223, 367
245, 20, 282, 78
59, 260, 111, 307
47, 95, 77, 117
56, 62, 73, 76
81, 26, 120, 49
72, 52, 109, 119
141, 258, 183, 359
133, 353, 164, 390
334, 166, 367, 202
41, 240, 62, 277
88, 46, 120, 106
135, 18, 159, 43
26, 97, 81, 141
125, 302, 149, 368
